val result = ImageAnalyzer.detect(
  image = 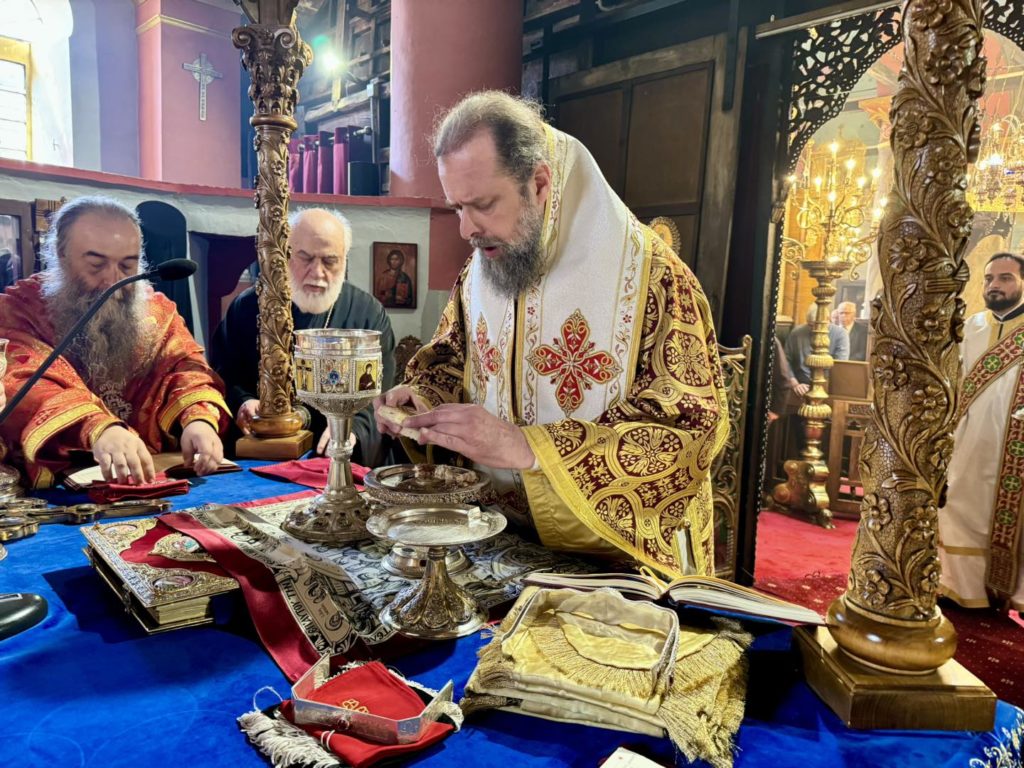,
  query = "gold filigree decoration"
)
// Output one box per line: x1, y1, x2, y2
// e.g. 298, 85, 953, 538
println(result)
149, 533, 214, 563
